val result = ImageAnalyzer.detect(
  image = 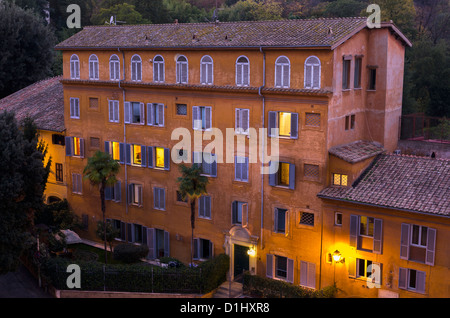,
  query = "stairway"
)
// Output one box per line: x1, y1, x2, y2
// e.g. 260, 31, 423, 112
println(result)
212, 281, 243, 298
